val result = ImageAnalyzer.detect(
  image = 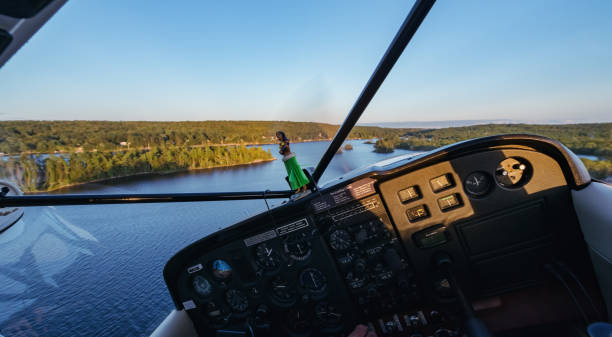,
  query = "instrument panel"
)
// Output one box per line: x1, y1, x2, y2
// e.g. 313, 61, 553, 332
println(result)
175, 216, 355, 336
164, 139, 591, 337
